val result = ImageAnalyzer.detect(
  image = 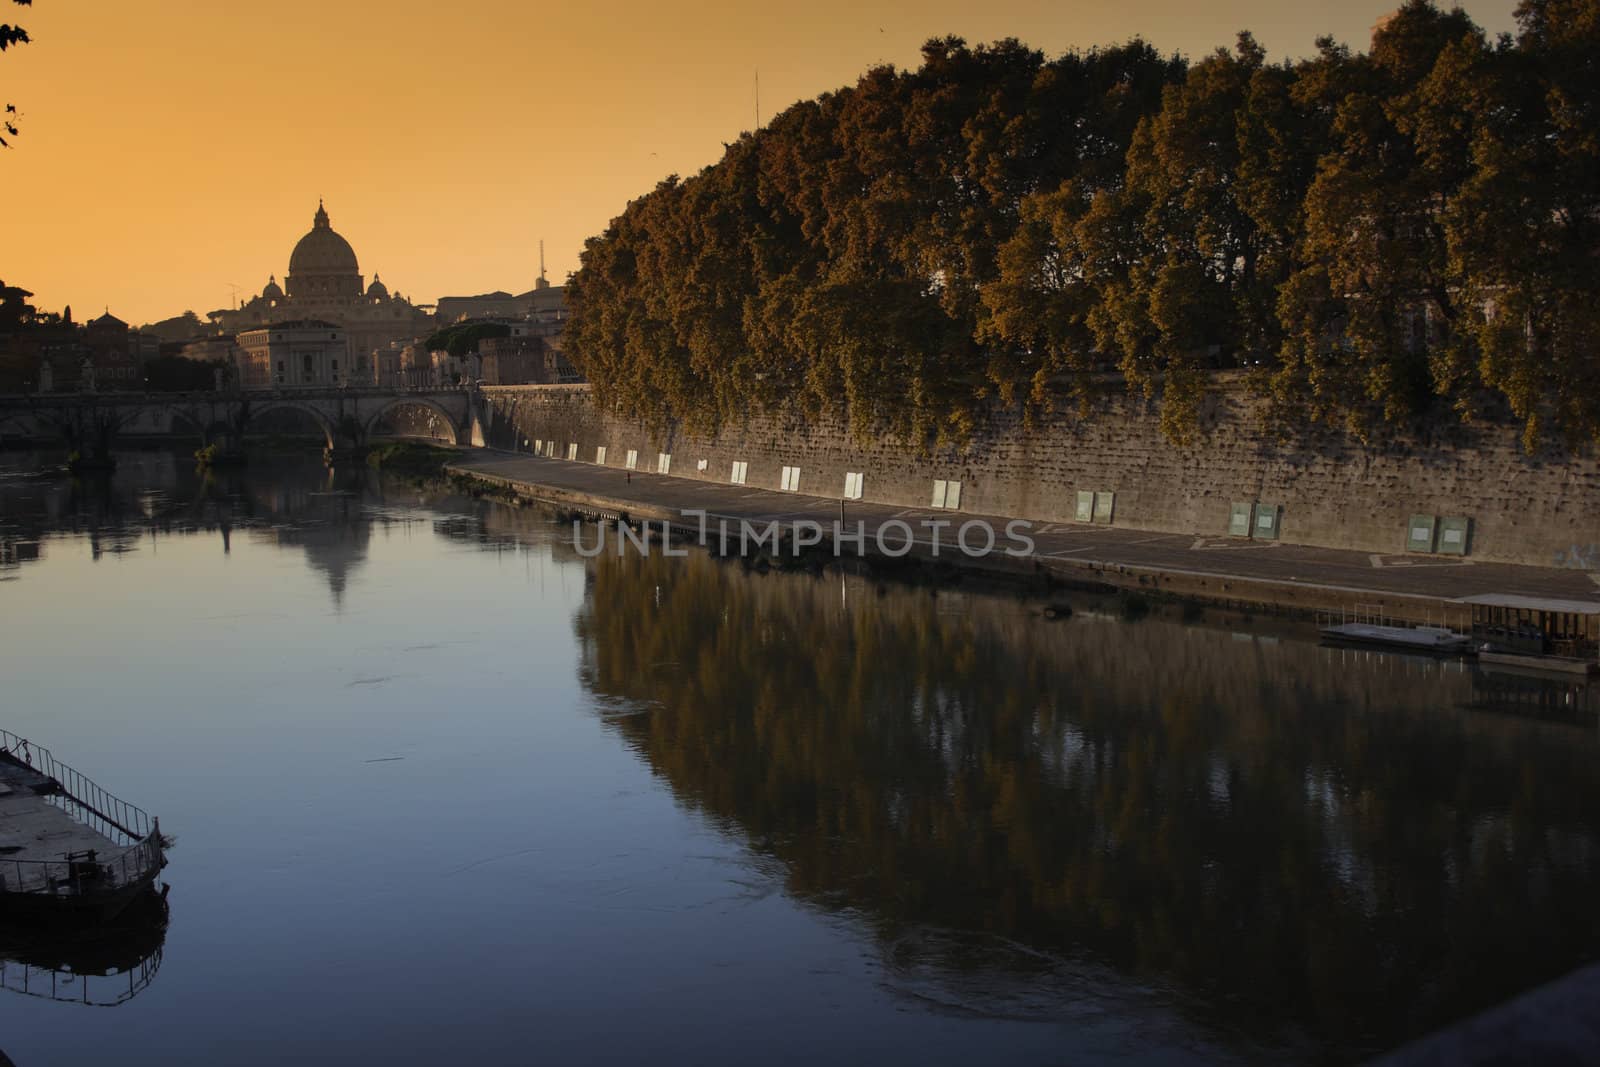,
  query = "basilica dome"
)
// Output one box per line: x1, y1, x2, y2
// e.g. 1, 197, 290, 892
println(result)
289, 201, 359, 276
